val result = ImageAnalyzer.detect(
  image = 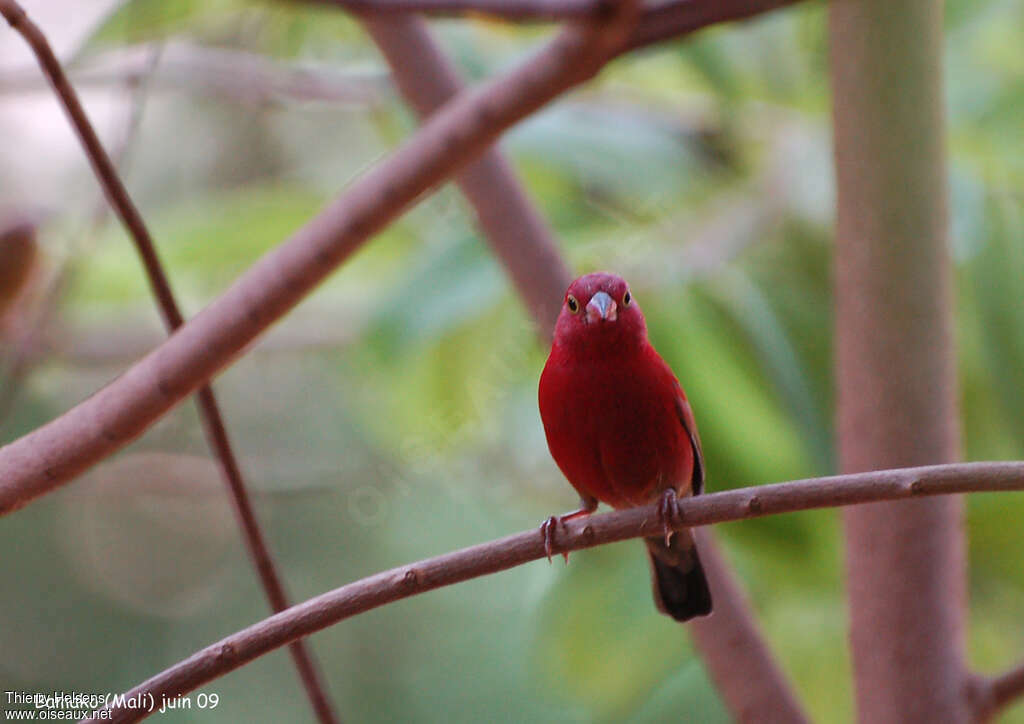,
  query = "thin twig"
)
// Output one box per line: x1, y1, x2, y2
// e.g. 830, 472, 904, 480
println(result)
82, 462, 1024, 724
0, 3, 339, 722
